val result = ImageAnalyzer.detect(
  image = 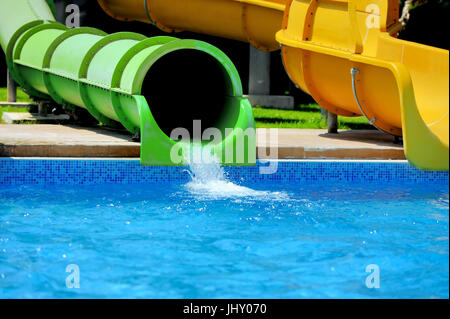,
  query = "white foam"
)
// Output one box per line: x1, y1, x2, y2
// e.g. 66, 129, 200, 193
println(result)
184, 144, 288, 200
